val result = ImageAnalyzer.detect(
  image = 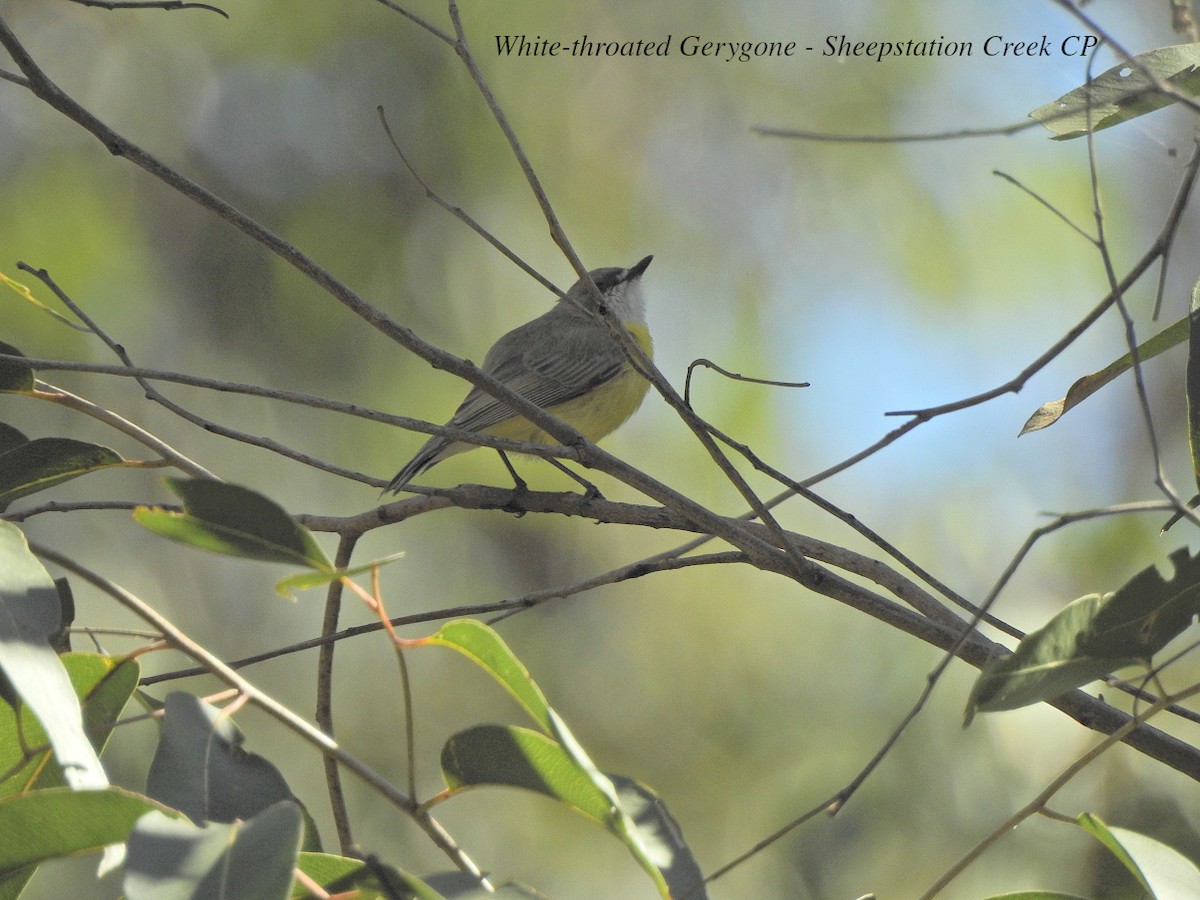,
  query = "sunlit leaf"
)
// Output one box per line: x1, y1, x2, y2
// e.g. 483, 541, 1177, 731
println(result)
1030, 43, 1200, 139
0, 523, 109, 793
1021, 315, 1187, 434
441, 725, 704, 899
426, 620, 674, 896
425, 619, 553, 733
966, 547, 1200, 721
274, 551, 405, 600
0, 654, 139, 803
1079, 812, 1200, 897
134, 478, 331, 570
0, 787, 170, 874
